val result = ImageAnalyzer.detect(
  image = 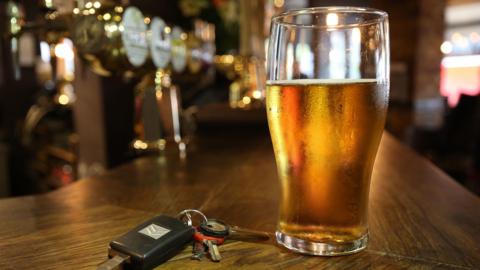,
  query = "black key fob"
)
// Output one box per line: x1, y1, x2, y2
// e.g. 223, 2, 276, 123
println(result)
108, 215, 194, 270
